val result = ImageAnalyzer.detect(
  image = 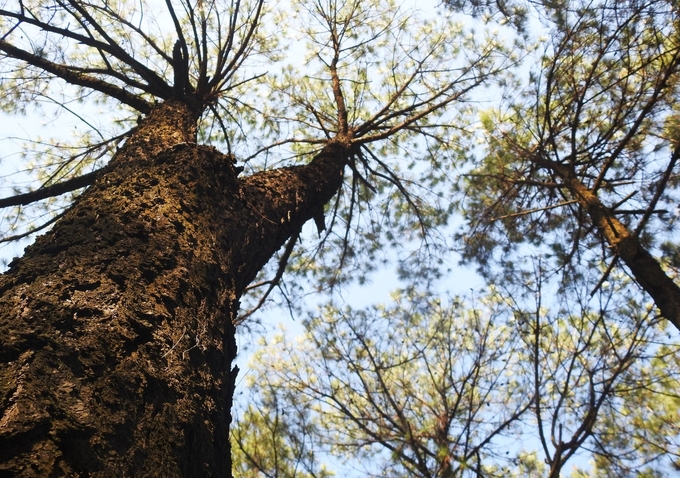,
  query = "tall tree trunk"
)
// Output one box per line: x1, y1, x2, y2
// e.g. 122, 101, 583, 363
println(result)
0, 100, 348, 477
